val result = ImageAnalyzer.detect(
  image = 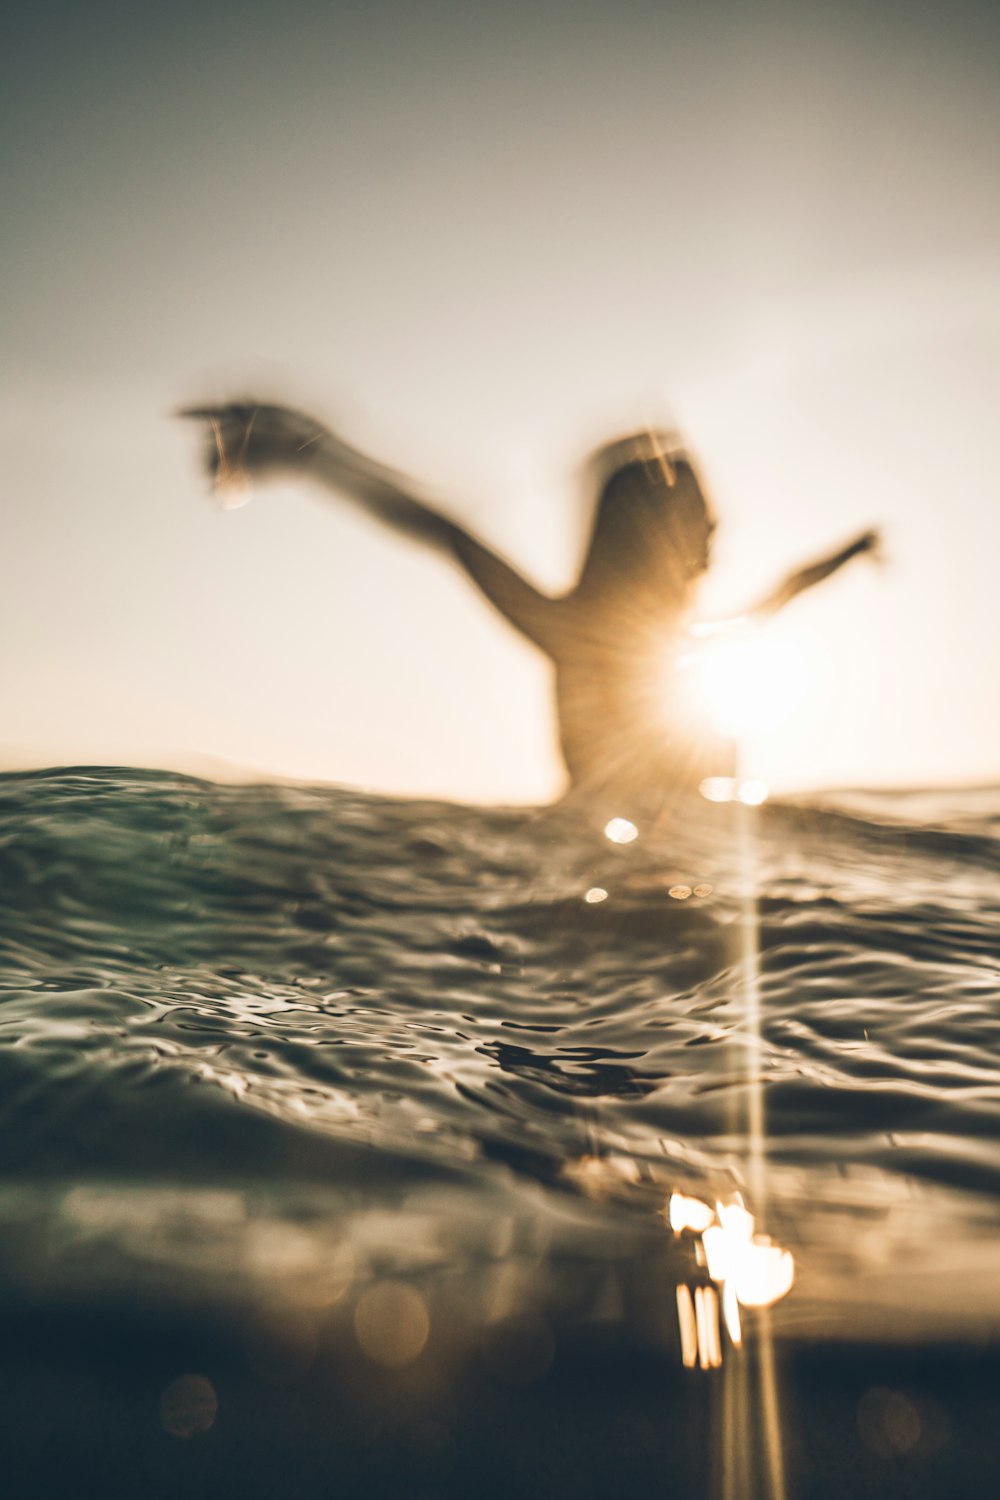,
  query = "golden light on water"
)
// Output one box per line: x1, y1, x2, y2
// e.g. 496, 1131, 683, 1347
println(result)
695, 1285, 723, 1370
669, 1192, 795, 1326
703, 1202, 795, 1309
676, 1284, 700, 1369
562, 1152, 642, 1199
669, 1192, 716, 1235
